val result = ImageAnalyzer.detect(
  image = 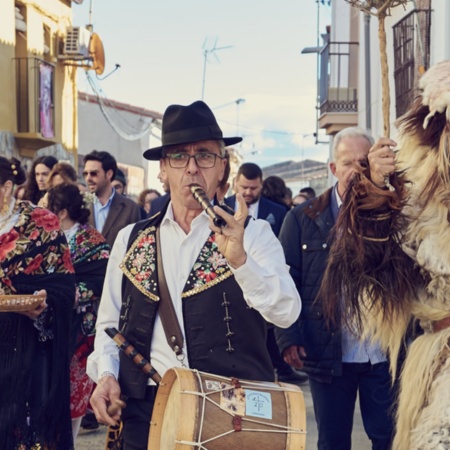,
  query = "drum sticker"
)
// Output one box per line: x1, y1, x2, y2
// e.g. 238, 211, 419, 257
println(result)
205, 380, 222, 391
244, 390, 273, 420
220, 383, 246, 416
